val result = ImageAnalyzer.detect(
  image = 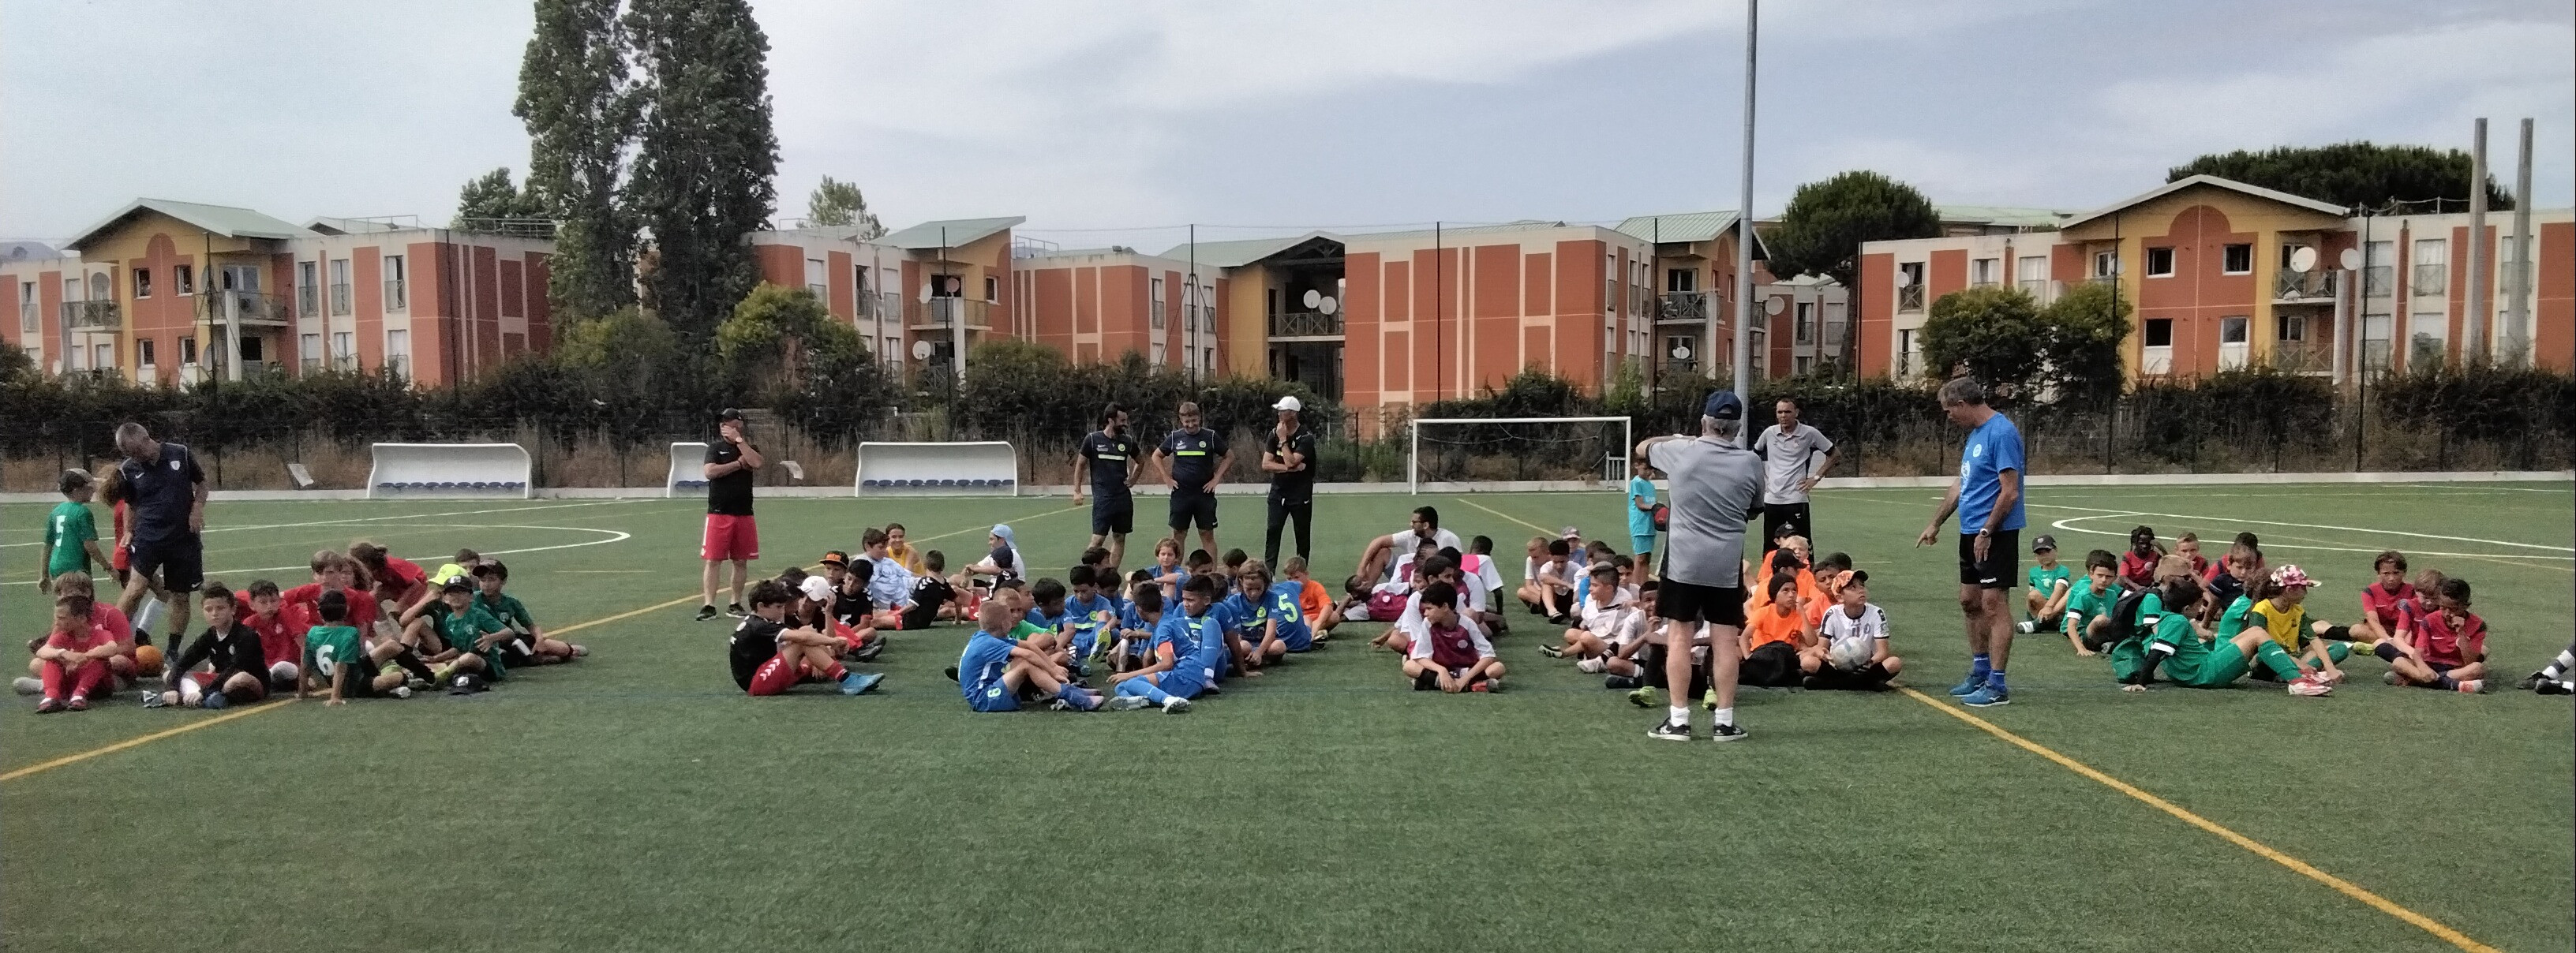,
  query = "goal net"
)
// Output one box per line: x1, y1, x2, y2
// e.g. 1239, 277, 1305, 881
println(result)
1408, 417, 1631, 493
